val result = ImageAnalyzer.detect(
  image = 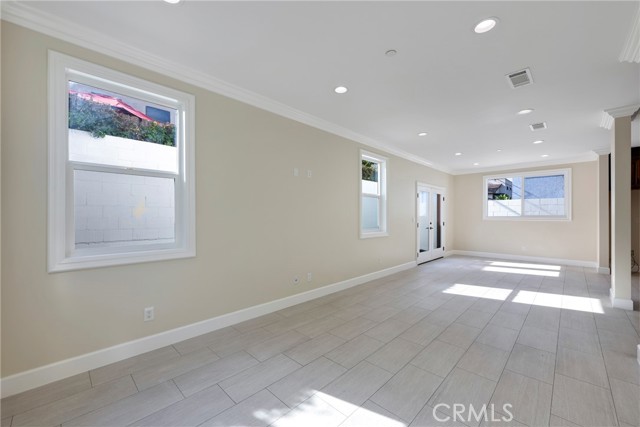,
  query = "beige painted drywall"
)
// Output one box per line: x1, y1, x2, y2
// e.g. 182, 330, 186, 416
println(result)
632, 191, 639, 265
0, 22, 454, 377
597, 154, 610, 271
452, 162, 598, 262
